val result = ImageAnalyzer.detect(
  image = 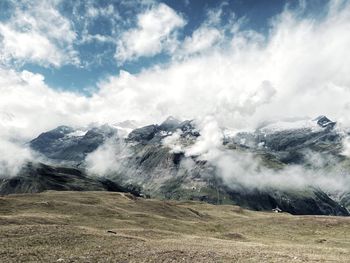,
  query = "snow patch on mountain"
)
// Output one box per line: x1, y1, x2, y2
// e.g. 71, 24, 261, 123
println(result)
66, 129, 88, 137
259, 116, 336, 134
259, 119, 322, 133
